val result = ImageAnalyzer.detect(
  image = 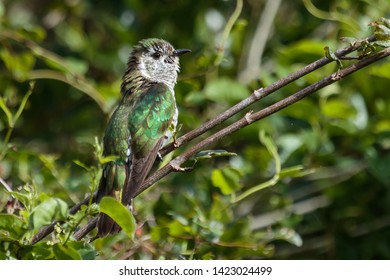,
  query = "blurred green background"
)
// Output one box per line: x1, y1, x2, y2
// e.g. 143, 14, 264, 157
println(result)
1, 0, 390, 259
